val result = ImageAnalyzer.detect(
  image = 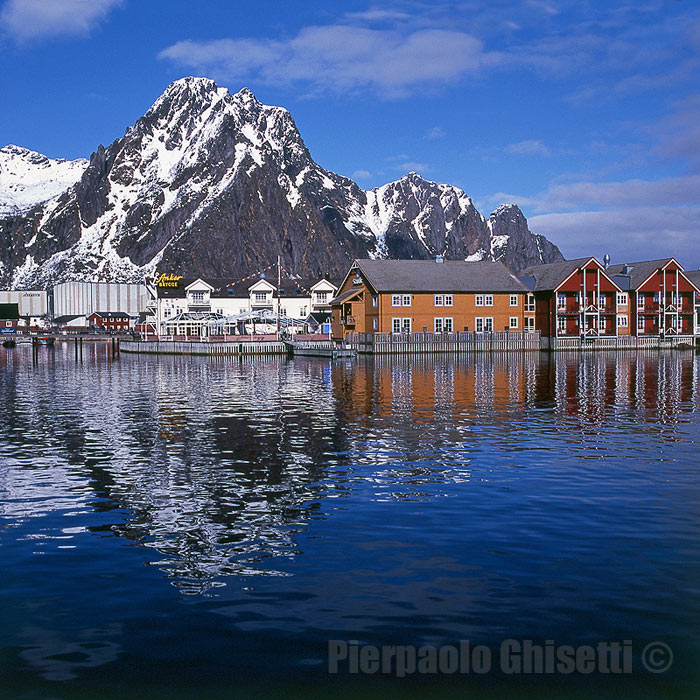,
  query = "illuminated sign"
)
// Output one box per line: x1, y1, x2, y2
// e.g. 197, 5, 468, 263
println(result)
155, 273, 183, 288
